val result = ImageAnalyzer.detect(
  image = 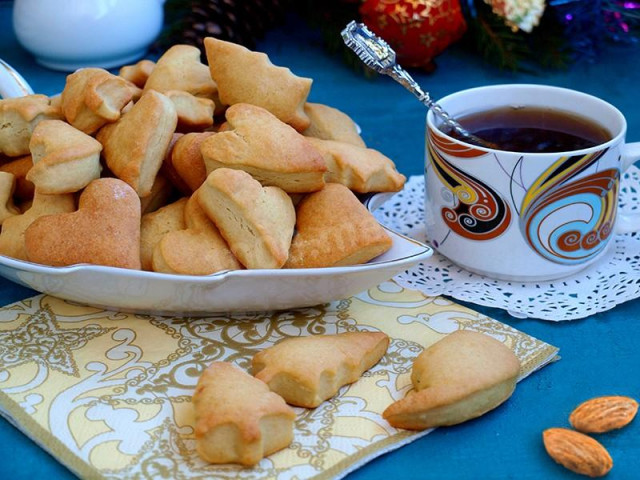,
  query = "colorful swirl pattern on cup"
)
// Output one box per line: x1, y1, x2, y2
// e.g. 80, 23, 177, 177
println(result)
519, 149, 618, 264
427, 133, 512, 240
